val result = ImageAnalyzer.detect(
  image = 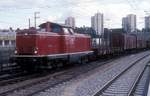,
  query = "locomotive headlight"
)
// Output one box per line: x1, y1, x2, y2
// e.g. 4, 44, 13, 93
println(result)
14, 50, 17, 54
34, 50, 38, 54
34, 47, 38, 54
